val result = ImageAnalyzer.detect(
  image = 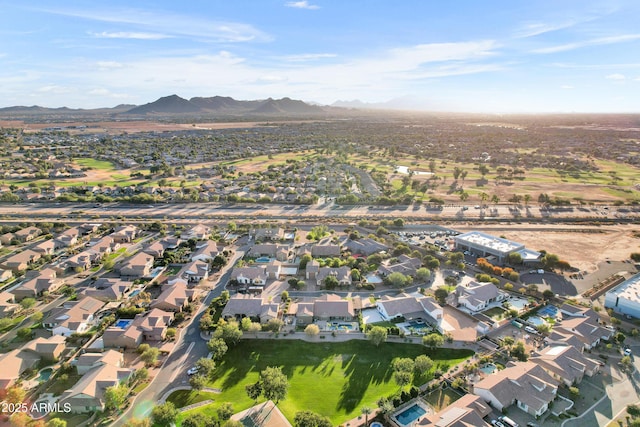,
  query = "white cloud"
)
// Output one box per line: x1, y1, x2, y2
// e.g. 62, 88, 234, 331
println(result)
606, 73, 626, 80
533, 34, 640, 54
561, 85, 574, 89
91, 31, 171, 40
285, 1, 320, 10
88, 88, 130, 98
284, 53, 337, 62
96, 61, 125, 70
39, 7, 272, 43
